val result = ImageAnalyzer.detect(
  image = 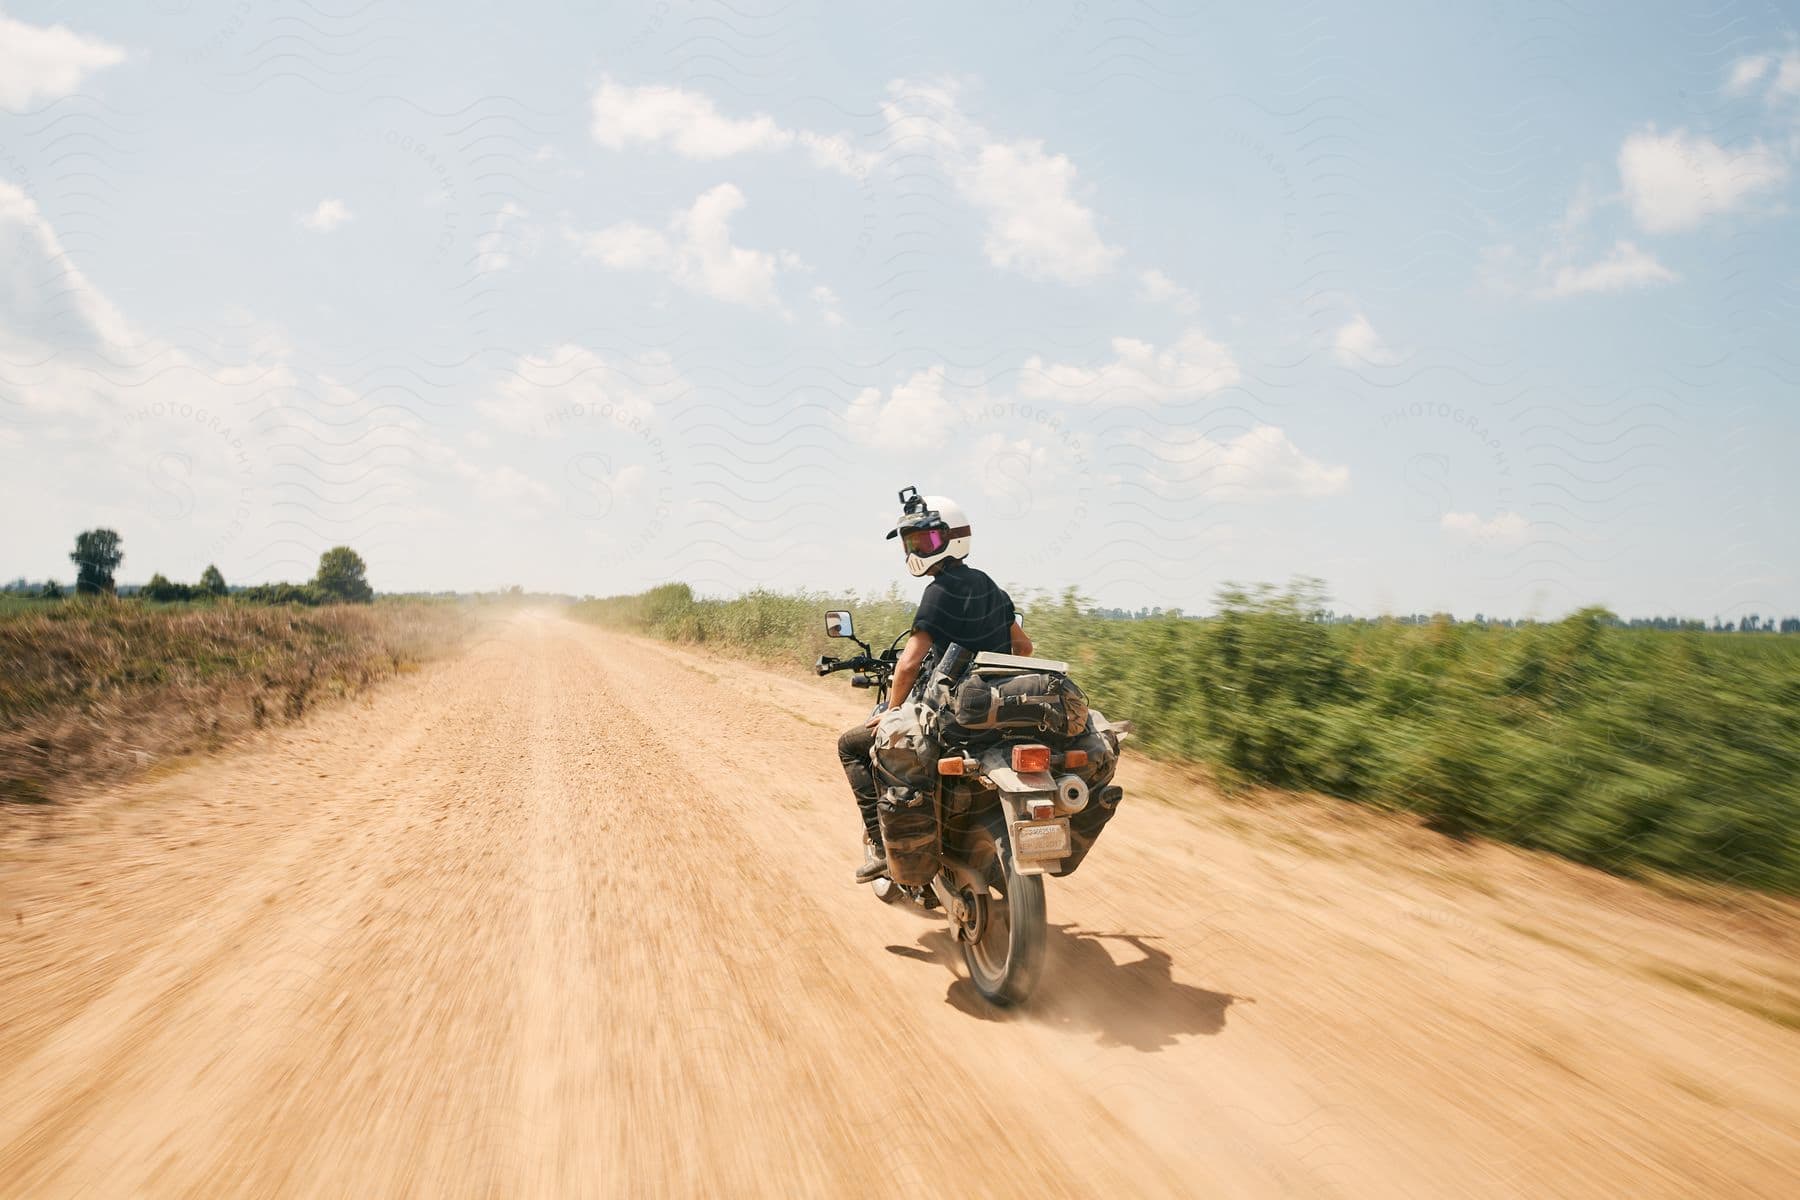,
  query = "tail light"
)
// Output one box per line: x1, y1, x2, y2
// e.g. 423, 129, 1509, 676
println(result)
1027, 799, 1056, 821
1061, 749, 1088, 768
936, 756, 966, 776
1011, 744, 1051, 773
